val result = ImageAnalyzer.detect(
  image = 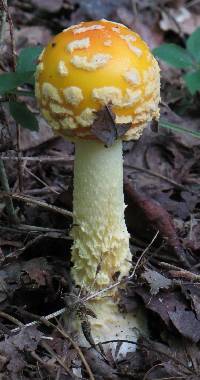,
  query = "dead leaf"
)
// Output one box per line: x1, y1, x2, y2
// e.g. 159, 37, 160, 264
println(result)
19, 119, 54, 151
82, 348, 119, 380
169, 304, 200, 343
0, 327, 43, 375
91, 105, 131, 146
142, 268, 172, 295
30, 0, 63, 13
160, 6, 191, 33
22, 257, 50, 287
12, 326, 43, 351
185, 222, 200, 253
160, 7, 200, 35
120, 336, 198, 380
133, 287, 182, 327
181, 284, 200, 320
71, 0, 122, 21
124, 180, 190, 267
15, 26, 52, 49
